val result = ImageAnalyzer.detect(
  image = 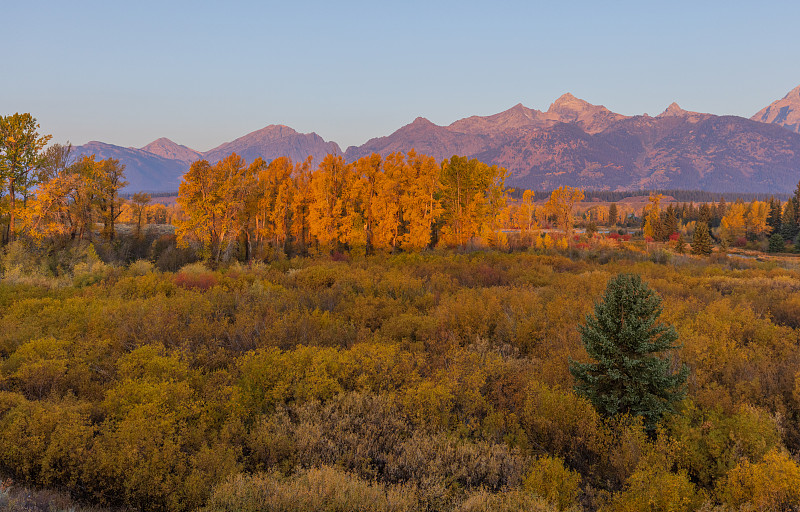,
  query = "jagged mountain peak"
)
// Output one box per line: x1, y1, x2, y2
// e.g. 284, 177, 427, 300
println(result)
658, 102, 685, 116
548, 92, 592, 113
781, 84, 800, 100
546, 93, 627, 133
752, 84, 800, 134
